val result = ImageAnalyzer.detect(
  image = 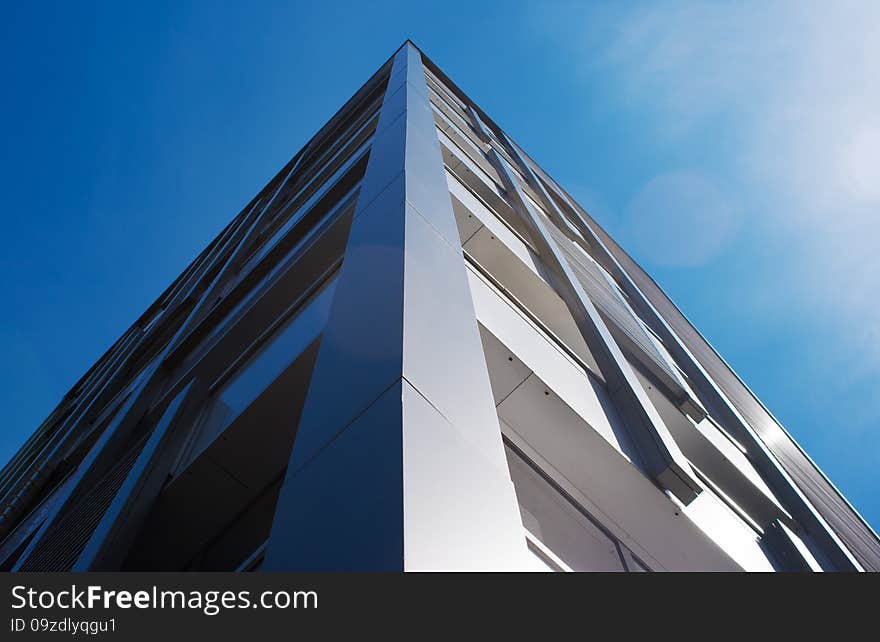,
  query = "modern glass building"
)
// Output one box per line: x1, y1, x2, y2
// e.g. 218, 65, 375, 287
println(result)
1, 42, 877, 572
